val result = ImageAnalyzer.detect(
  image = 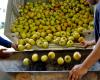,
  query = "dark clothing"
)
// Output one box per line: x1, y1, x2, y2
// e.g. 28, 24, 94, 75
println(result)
94, 2, 100, 42
0, 36, 12, 48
